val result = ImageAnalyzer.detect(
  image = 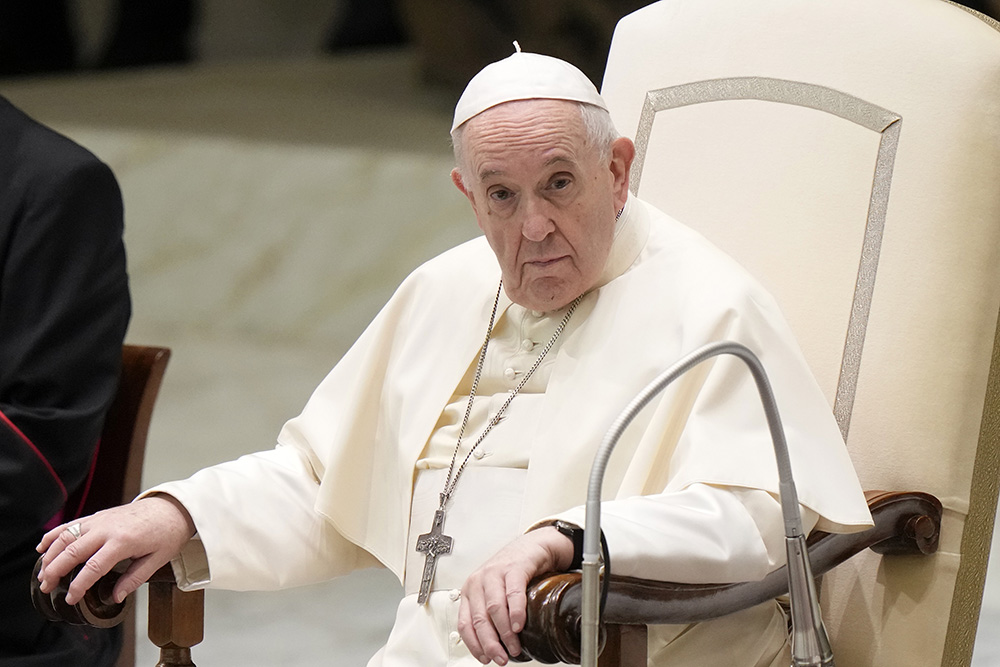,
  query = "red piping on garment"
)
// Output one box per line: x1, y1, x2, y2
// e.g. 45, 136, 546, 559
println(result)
0, 407, 68, 500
